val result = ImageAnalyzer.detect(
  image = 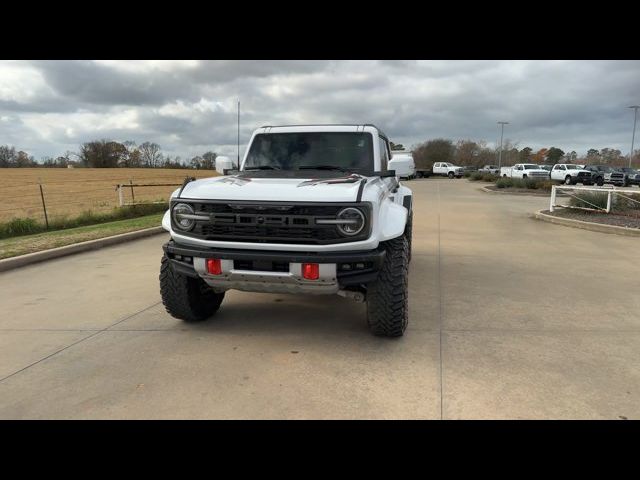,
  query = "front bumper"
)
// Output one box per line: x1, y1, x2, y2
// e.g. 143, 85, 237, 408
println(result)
163, 240, 386, 295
